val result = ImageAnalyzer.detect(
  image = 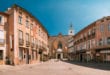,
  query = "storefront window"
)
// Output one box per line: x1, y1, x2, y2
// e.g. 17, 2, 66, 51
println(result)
19, 48, 23, 60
